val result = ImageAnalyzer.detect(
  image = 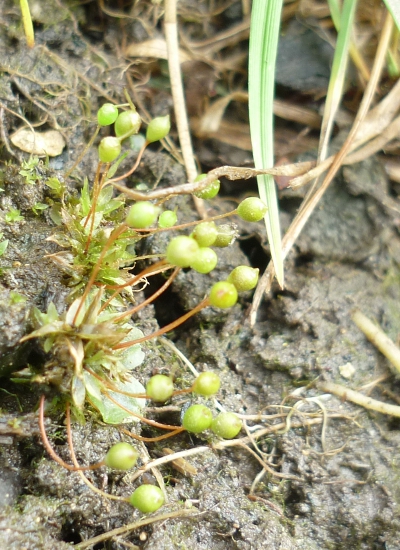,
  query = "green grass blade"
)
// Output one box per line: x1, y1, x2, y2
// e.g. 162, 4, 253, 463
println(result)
249, 0, 284, 287
319, 0, 358, 163
327, 0, 341, 29
383, 0, 400, 31
328, 0, 370, 85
